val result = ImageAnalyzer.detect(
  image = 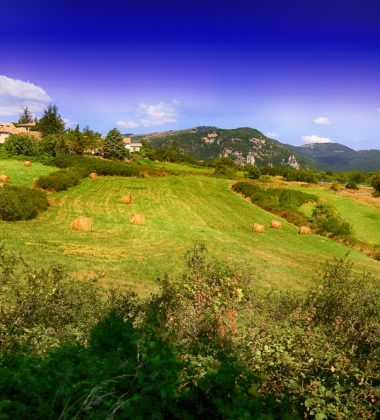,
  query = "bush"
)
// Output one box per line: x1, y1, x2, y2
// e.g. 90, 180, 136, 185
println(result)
3, 134, 36, 156
36, 168, 87, 191
245, 164, 261, 179
308, 257, 380, 357
371, 172, 380, 195
0, 185, 49, 221
345, 181, 358, 190
330, 182, 342, 191
233, 182, 317, 214
311, 204, 351, 237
